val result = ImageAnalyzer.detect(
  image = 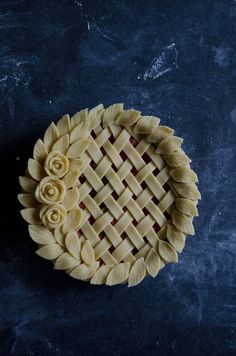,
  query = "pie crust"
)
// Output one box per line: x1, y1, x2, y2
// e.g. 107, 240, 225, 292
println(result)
18, 104, 201, 286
